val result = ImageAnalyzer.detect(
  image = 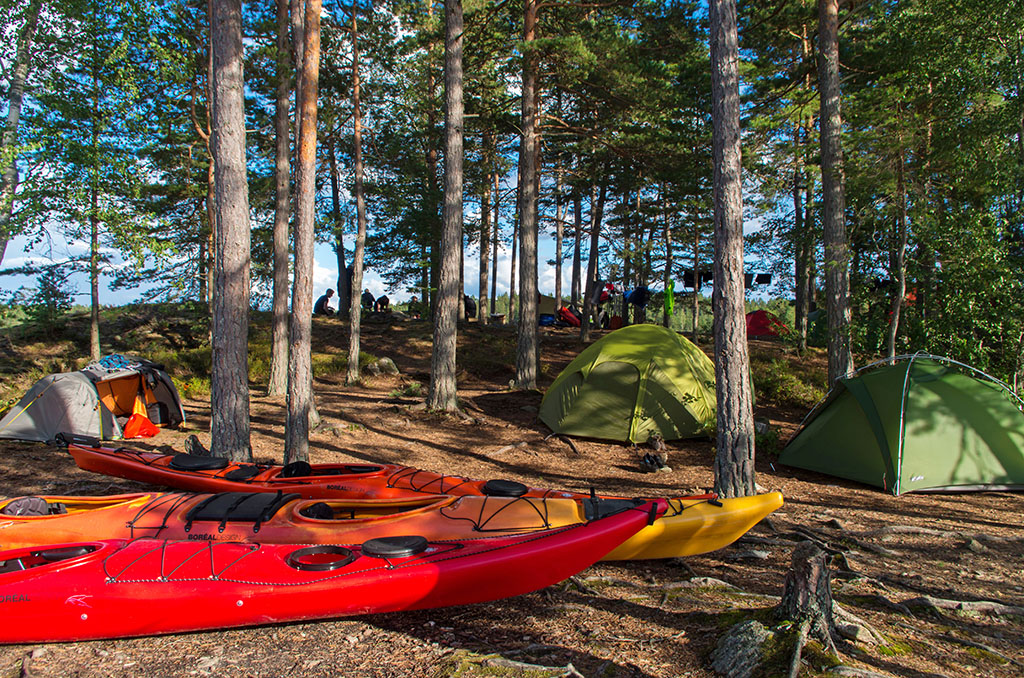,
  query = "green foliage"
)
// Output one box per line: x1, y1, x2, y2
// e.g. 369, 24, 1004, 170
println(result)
750, 357, 826, 410
20, 266, 75, 330
390, 381, 423, 398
